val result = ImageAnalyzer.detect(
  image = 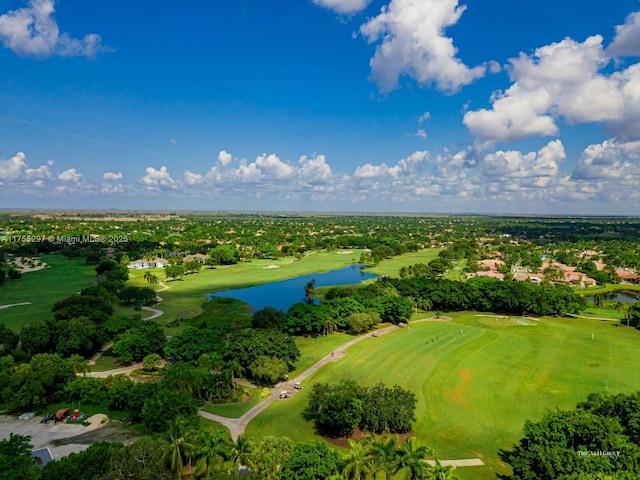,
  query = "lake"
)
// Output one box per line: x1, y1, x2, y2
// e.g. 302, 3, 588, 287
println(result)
208, 264, 378, 312
587, 290, 640, 303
